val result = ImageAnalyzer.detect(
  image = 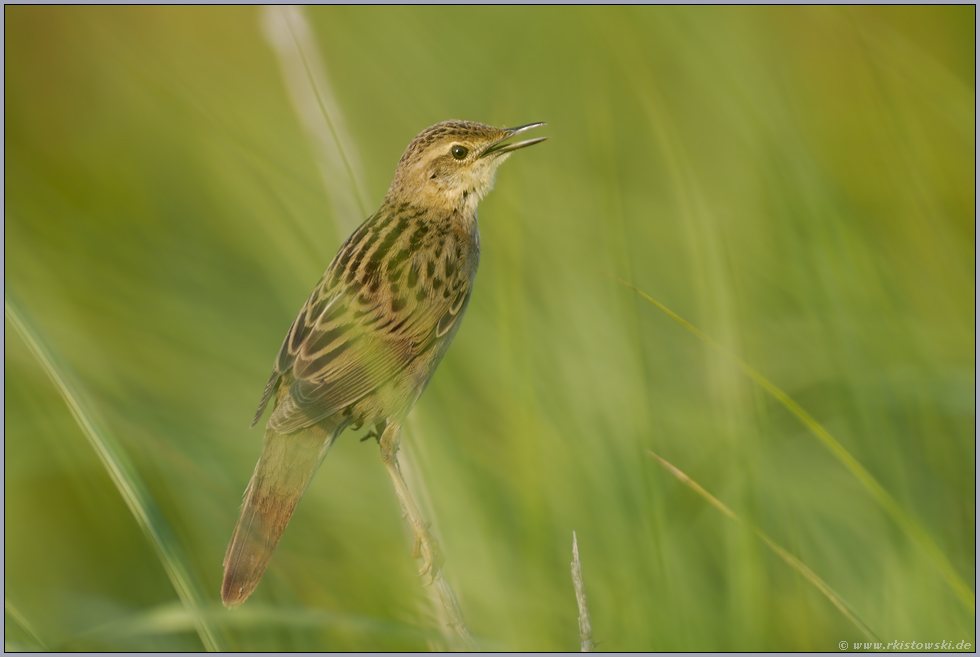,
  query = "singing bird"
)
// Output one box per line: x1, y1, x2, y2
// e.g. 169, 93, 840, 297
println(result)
222, 120, 547, 608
